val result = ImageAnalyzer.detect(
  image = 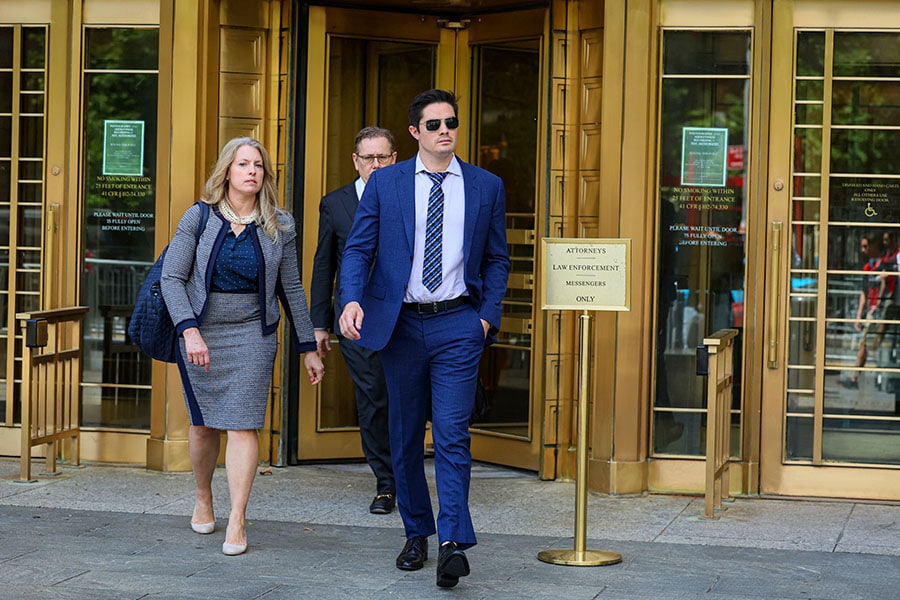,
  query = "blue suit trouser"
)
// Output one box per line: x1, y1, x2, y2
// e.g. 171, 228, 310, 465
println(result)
380, 302, 484, 550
